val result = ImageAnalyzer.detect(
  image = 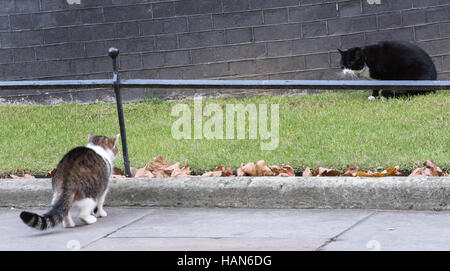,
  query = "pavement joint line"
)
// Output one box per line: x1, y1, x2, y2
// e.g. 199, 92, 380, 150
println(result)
81, 208, 158, 250
315, 210, 378, 251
